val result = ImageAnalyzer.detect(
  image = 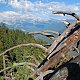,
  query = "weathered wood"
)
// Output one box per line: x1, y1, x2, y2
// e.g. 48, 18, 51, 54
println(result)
29, 30, 60, 36
0, 43, 48, 56
52, 11, 80, 20
32, 28, 80, 79
49, 55, 80, 80
3, 55, 6, 79
47, 21, 77, 54
40, 28, 80, 72
22, 55, 40, 65
42, 30, 60, 35
0, 11, 80, 80
28, 31, 56, 41
0, 62, 37, 73
62, 21, 70, 26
